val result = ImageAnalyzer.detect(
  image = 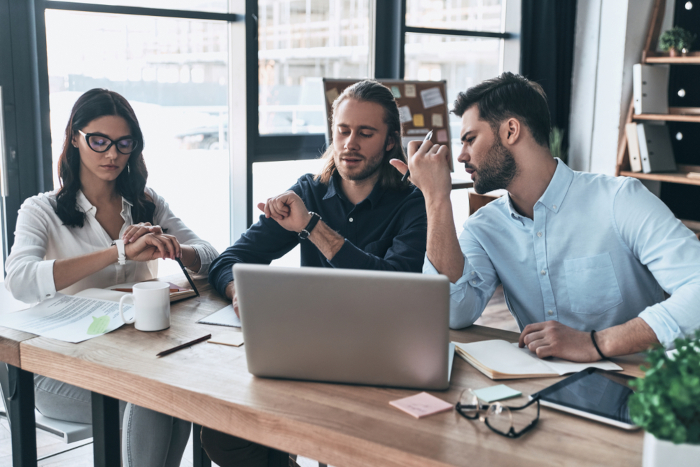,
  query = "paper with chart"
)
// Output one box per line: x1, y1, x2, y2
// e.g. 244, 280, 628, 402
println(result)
0, 294, 133, 343
197, 304, 241, 328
